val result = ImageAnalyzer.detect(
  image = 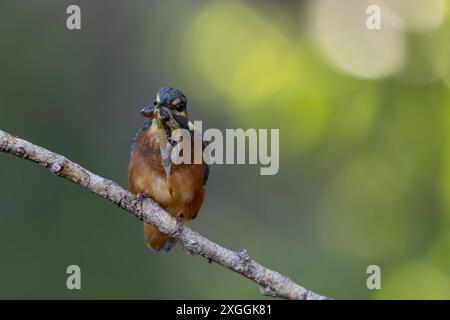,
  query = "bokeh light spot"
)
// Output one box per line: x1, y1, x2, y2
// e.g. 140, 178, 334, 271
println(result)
309, 0, 406, 79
